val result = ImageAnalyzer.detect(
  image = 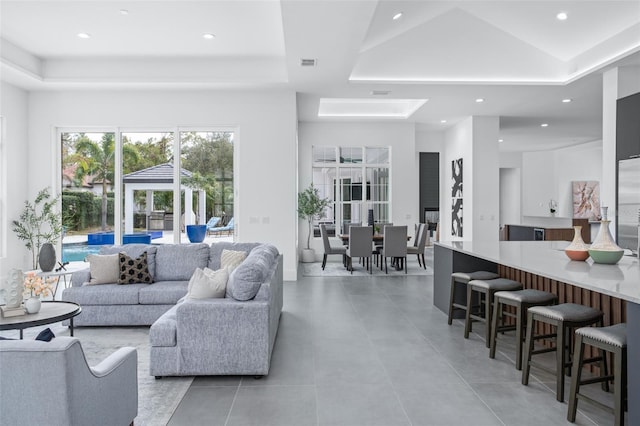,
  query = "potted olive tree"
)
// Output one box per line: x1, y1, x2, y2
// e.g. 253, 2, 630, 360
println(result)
12, 187, 63, 270
297, 184, 330, 263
